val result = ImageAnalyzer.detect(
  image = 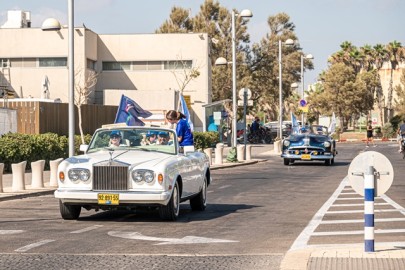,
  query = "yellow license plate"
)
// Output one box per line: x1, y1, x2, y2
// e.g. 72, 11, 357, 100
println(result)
98, 193, 119, 205
301, 154, 311, 160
